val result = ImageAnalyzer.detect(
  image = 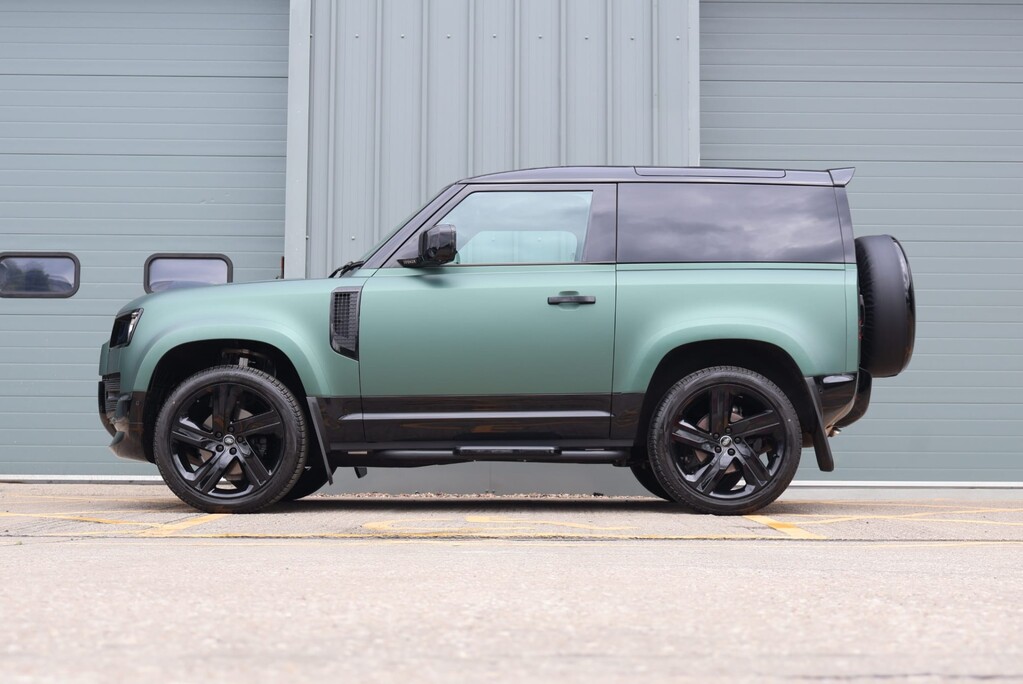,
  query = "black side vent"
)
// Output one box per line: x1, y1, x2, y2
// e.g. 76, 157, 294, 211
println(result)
330, 287, 362, 359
